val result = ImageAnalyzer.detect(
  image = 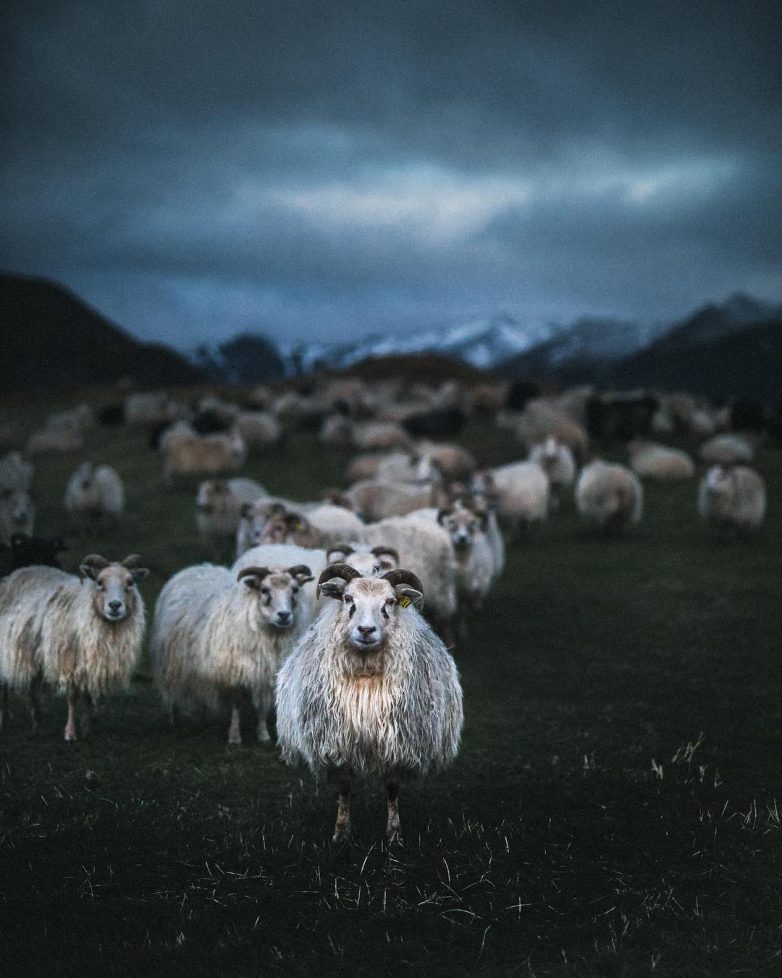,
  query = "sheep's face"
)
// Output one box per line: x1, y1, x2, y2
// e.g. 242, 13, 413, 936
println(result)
321, 576, 423, 654
2, 489, 34, 530
239, 565, 313, 630
704, 466, 734, 499
260, 511, 311, 545
80, 556, 149, 623
438, 504, 486, 553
